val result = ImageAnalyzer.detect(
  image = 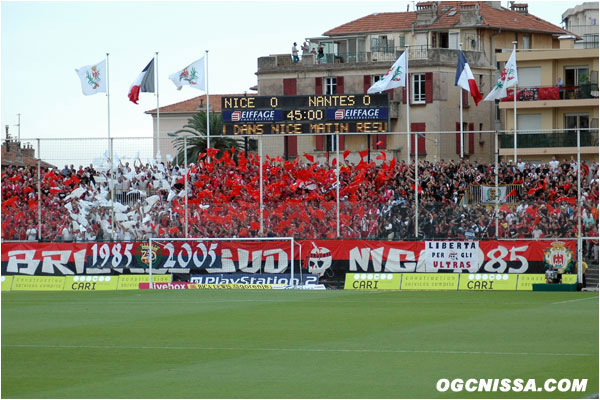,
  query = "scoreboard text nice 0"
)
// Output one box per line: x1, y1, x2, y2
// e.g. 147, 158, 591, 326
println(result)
221, 94, 390, 135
